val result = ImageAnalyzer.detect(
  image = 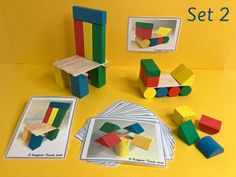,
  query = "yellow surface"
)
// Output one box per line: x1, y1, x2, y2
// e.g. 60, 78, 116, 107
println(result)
83, 22, 93, 60
171, 64, 187, 79
22, 128, 31, 142
176, 68, 195, 86
132, 134, 153, 150
114, 137, 130, 156
47, 108, 59, 125
156, 27, 172, 36
172, 105, 195, 126
54, 67, 69, 88
137, 78, 156, 99
135, 37, 150, 48
0, 65, 236, 177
